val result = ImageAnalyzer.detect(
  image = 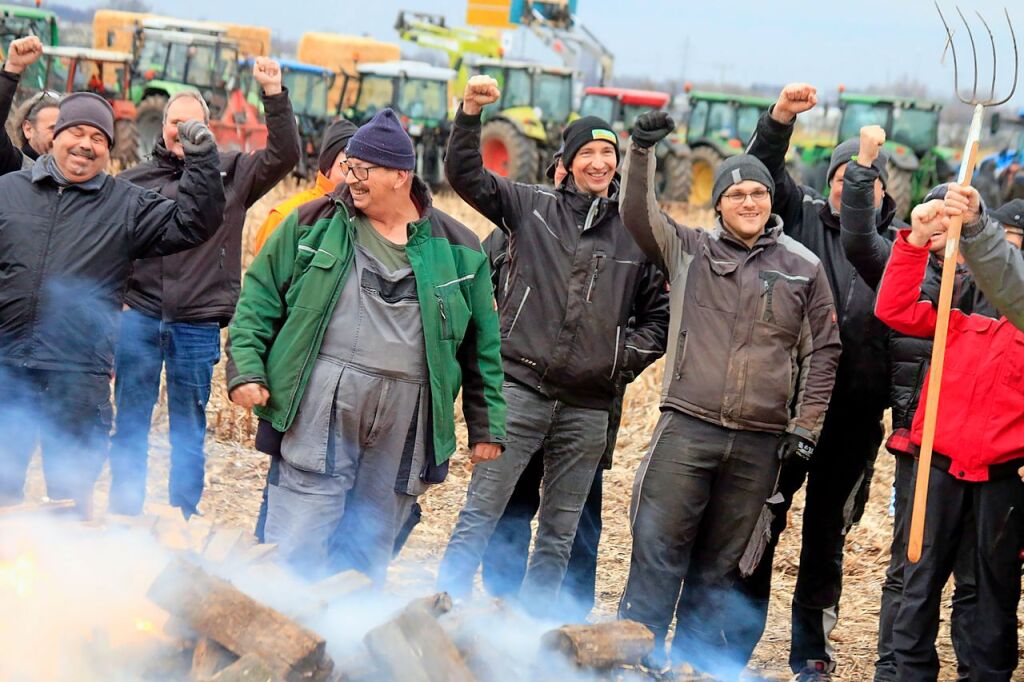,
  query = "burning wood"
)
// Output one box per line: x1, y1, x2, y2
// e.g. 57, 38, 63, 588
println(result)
541, 620, 655, 670
148, 558, 334, 682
